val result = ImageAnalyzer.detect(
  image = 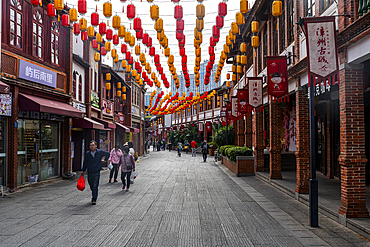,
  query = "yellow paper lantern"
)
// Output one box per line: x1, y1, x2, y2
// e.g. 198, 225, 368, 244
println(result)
69, 8, 78, 22
140, 53, 146, 63
126, 65, 132, 73
240, 0, 249, 14
150, 5, 159, 20
79, 18, 87, 31
97, 33, 103, 43
117, 91, 122, 97
231, 22, 238, 34
55, 0, 64, 11
124, 32, 131, 43
251, 36, 259, 47
196, 19, 204, 31
132, 70, 137, 77
232, 65, 236, 73
123, 87, 126, 93
240, 43, 247, 53
103, 1, 113, 18
196, 4, 205, 19
136, 74, 140, 81
111, 49, 117, 58
94, 52, 100, 61
135, 45, 140, 55
168, 55, 174, 64
118, 26, 126, 38
251, 21, 259, 33
106, 82, 111, 90
139, 79, 143, 86
122, 60, 127, 69
106, 73, 111, 81
105, 42, 111, 52
236, 55, 241, 64
129, 36, 135, 47
232, 74, 237, 82
122, 94, 127, 100
155, 18, 163, 32
87, 26, 95, 38
117, 82, 122, 89
272, 0, 283, 17
236, 12, 245, 26
241, 55, 247, 65
226, 73, 230, 80
237, 65, 242, 74
164, 48, 171, 57
145, 63, 151, 71
112, 15, 121, 29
